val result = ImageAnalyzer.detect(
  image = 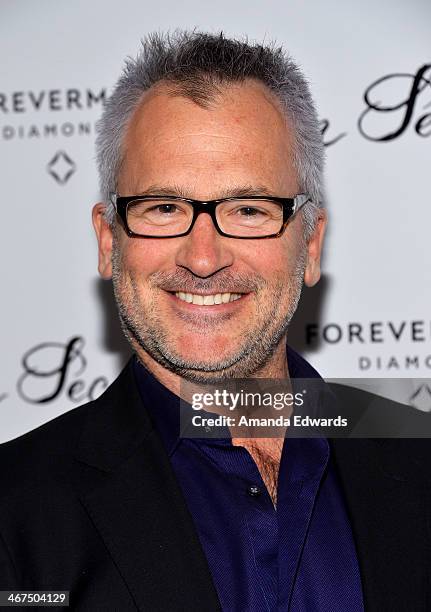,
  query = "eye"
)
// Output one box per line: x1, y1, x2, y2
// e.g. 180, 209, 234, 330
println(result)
236, 206, 266, 217
150, 204, 179, 214
128, 199, 189, 218
229, 206, 271, 219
